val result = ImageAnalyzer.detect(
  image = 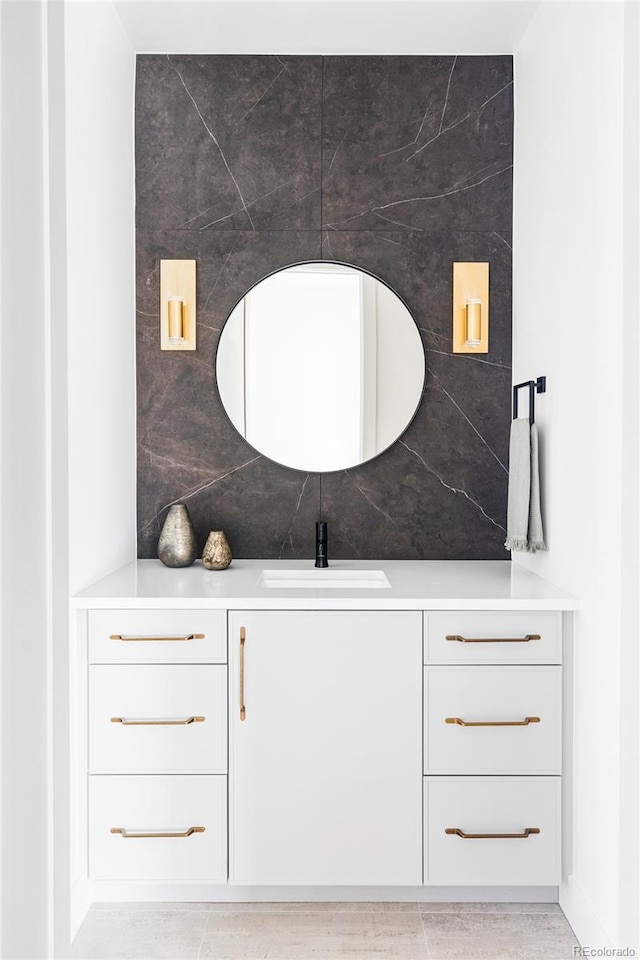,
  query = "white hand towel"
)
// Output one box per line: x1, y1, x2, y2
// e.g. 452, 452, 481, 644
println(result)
504, 419, 531, 552
527, 423, 546, 552
504, 419, 546, 553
